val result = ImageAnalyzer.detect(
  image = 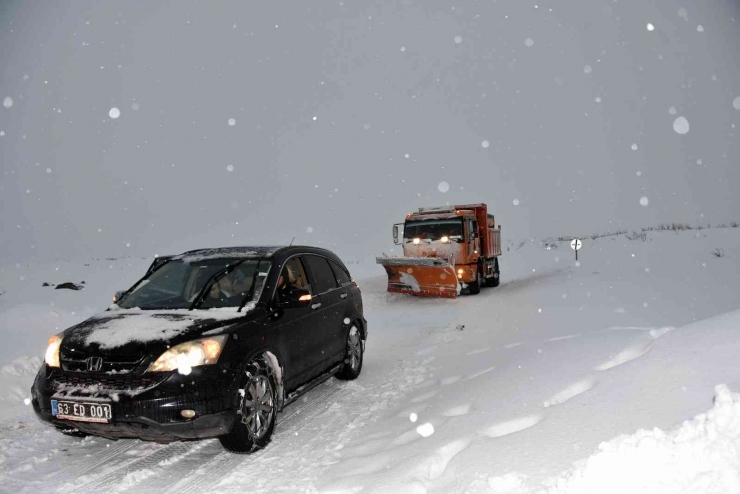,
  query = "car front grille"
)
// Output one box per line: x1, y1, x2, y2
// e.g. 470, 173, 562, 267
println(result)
50, 371, 169, 392
60, 353, 144, 373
